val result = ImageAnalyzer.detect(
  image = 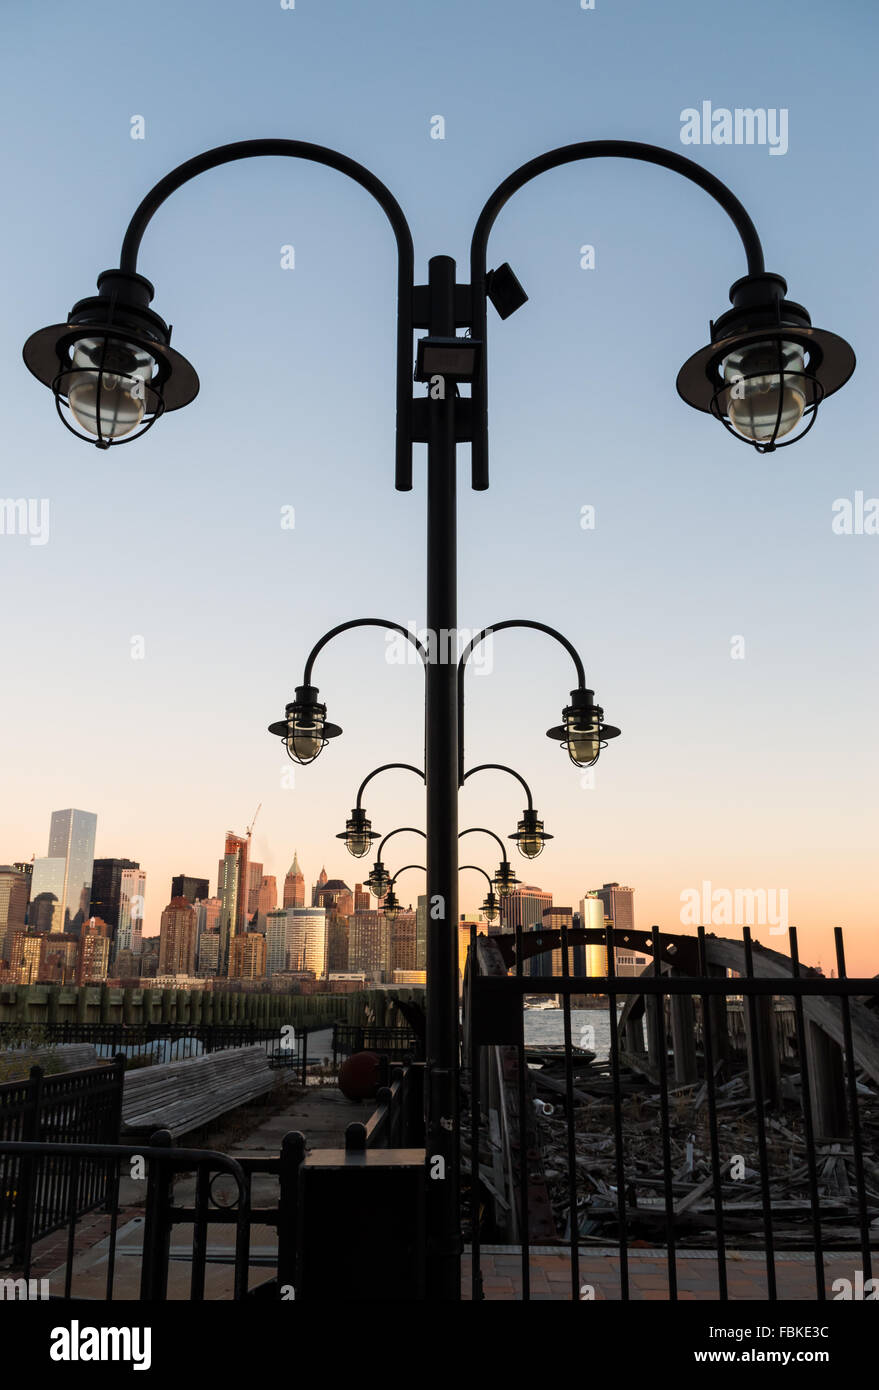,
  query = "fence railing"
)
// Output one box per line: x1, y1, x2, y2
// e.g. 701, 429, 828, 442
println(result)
332, 1024, 423, 1069
0, 1058, 124, 1264
0, 1063, 425, 1300
462, 923, 879, 1302
0, 1022, 312, 1079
